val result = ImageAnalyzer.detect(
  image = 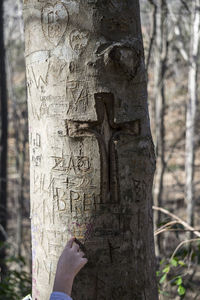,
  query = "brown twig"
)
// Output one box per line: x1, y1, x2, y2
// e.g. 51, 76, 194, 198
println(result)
155, 220, 179, 236
155, 220, 178, 234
